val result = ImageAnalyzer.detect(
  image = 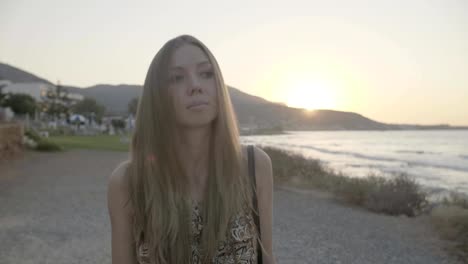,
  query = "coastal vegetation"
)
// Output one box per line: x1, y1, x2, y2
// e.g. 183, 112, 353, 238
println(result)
262, 146, 468, 262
